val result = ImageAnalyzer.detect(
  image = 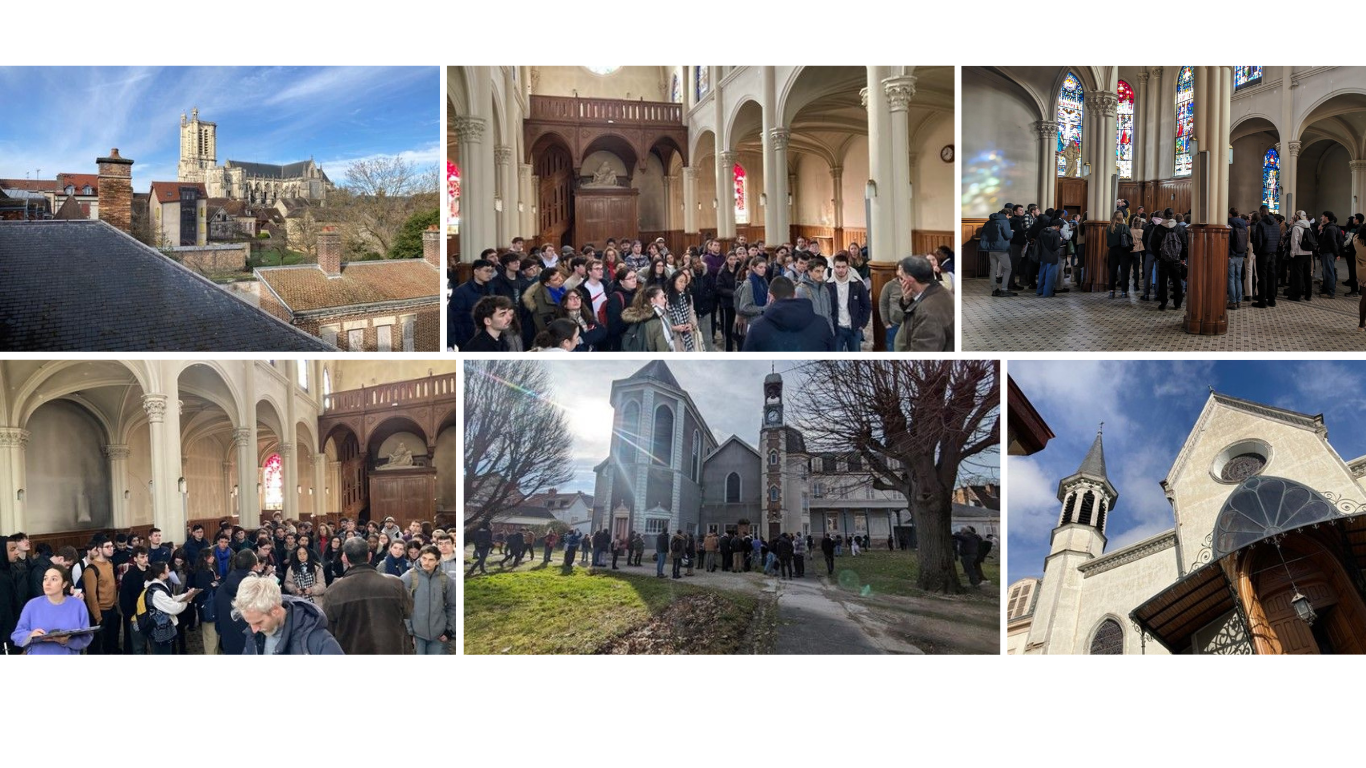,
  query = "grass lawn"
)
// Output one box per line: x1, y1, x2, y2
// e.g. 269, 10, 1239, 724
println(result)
824, 549, 1000, 599
249, 247, 308, 267
464, 566, 769, 655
